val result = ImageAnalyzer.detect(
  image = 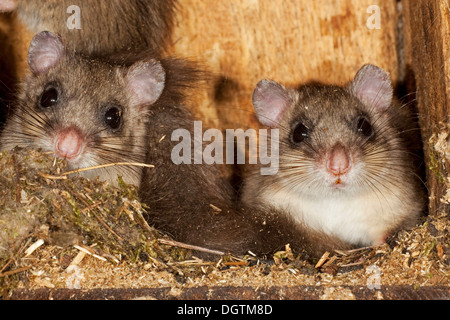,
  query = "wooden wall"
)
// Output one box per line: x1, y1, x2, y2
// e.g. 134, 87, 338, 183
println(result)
169, 0, 401, 129
403, 0, 450, 215
0, 12, 31, 124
